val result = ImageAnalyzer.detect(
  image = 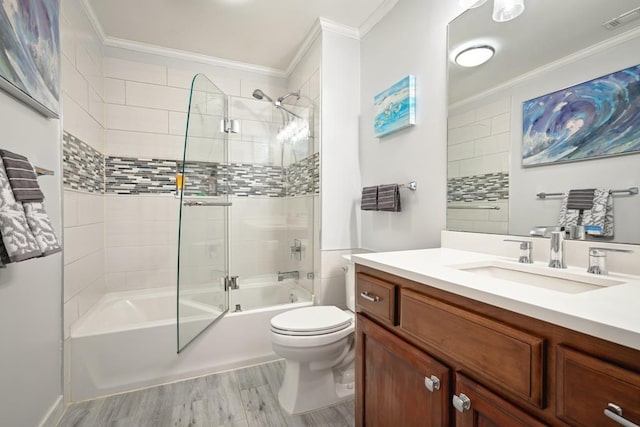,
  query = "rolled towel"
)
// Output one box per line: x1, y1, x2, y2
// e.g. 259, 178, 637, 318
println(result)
361, 186, 378, 211
0, 160, 42, 262
0, 149, 45, 202
377, 184, 401, 212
